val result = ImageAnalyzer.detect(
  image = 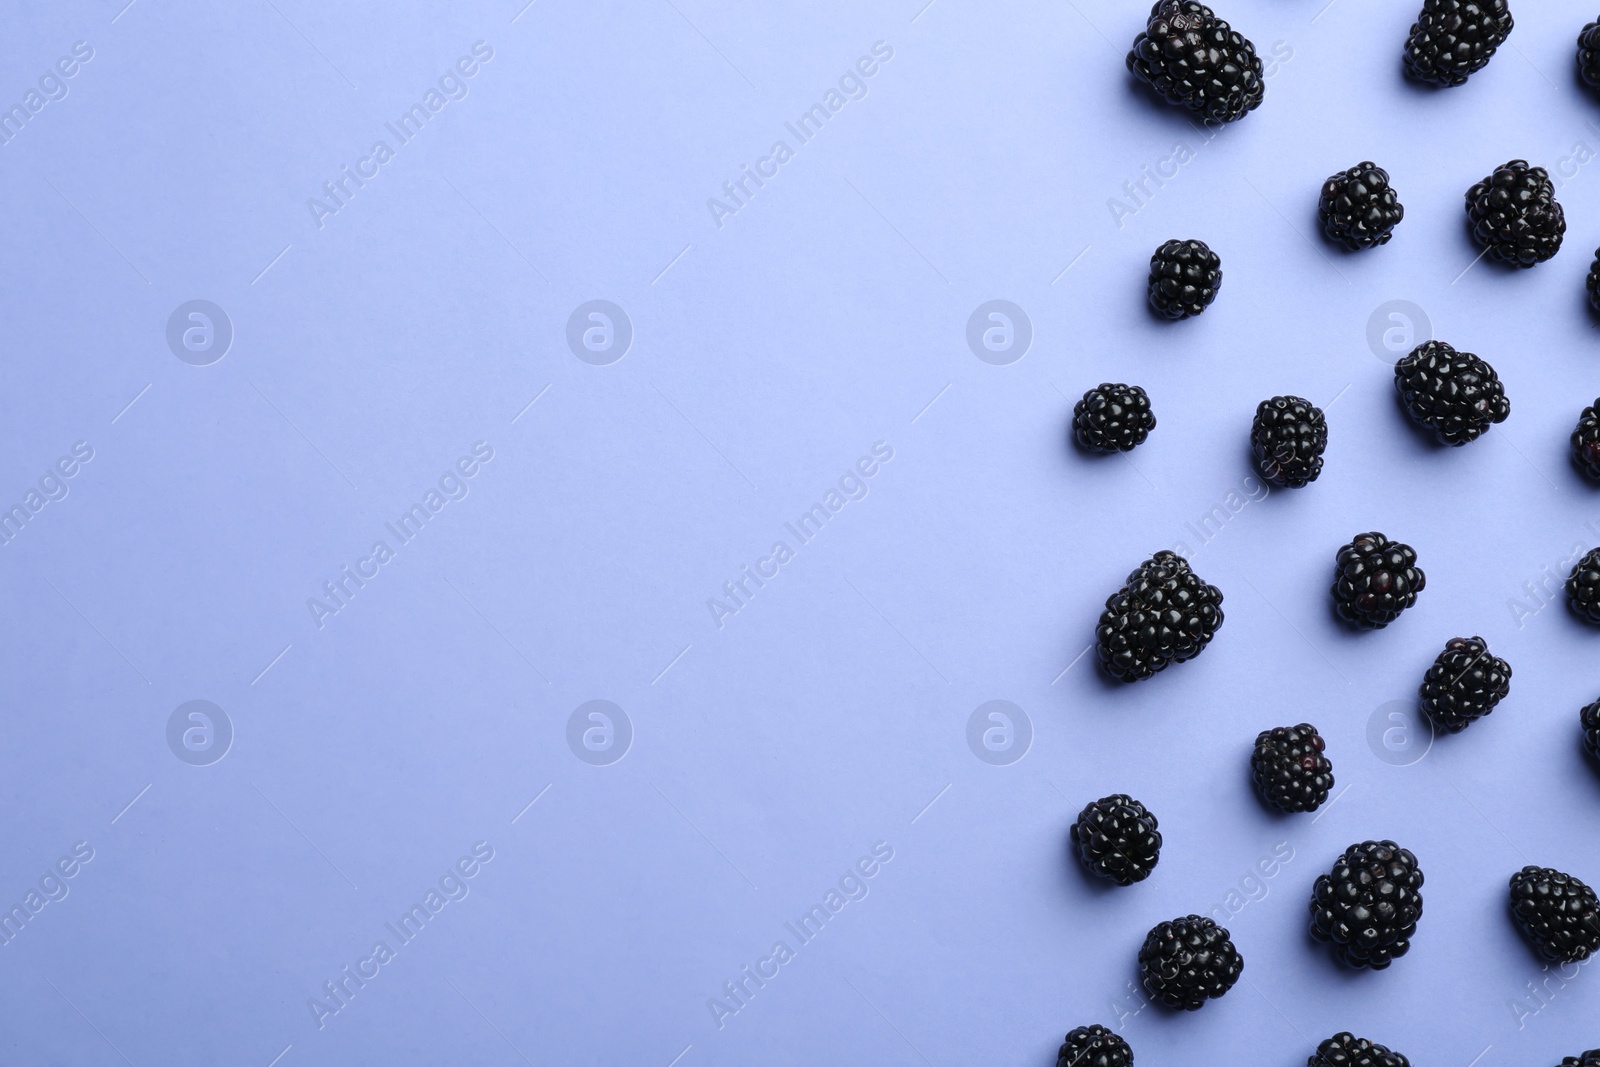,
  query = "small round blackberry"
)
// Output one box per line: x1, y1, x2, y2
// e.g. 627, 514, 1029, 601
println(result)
1394, 340, 1509, 446
1074, 384, 1156, 454
1310, 1032, 1412, 1067
1310, 840, 1424, 970
1137, 915, 1242, 1010
1126, 1, 1264, 124
1583, 699, 1600, 761
1252, 724, 1334, 814
1319, 163, 1404, 250
1071, 794, 1161, 885
1096, 551, 1225, 682
1572, 399, 1600, 480
1332, 533, 1425, 629
1148, 239, 1221, 320
1580, 19, 1600, 89
1465, 160, 1565, 268
1560, 1052, 1600, 1067
1569, 548, 1600, 626
1418, 636, 1511, 734
1403, 0, 1513, 87
1056, 1024, 1133, 1067
1251, 396, 1327, 488
1508, 866, 1600, 964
